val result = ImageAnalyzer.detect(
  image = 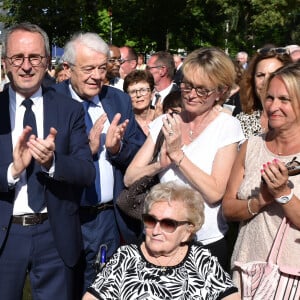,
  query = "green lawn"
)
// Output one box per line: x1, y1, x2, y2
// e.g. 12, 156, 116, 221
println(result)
23, 275, 32, 300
